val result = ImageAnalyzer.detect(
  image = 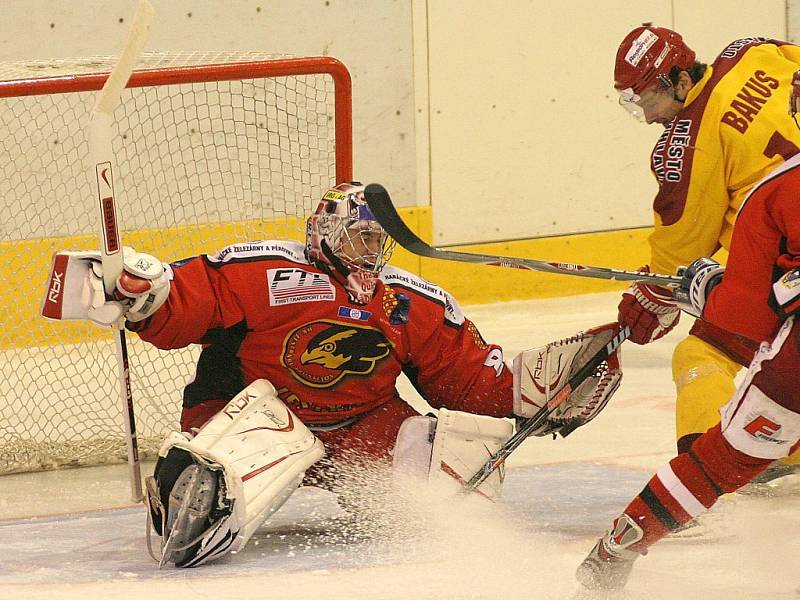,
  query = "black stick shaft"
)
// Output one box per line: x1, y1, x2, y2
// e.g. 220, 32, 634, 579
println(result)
364, 184, 681, 287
